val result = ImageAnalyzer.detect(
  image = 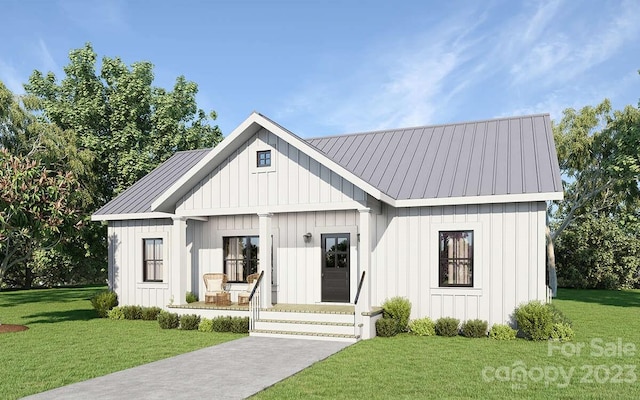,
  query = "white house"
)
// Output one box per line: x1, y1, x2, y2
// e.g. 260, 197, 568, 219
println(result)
92, 112, 563, 341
